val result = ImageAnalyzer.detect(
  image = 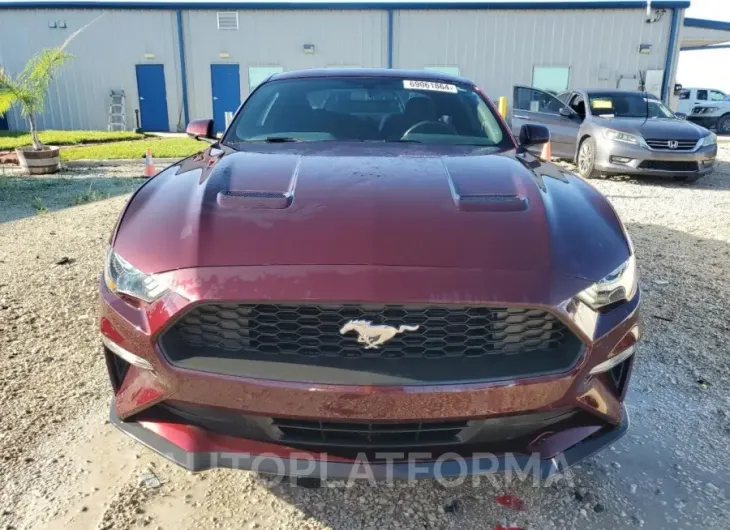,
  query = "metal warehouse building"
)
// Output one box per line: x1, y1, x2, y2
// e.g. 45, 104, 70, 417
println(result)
0, 0, 689, 133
